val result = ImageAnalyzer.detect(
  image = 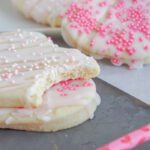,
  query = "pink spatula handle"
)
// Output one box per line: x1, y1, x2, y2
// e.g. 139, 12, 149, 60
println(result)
96, 123, 150, 150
